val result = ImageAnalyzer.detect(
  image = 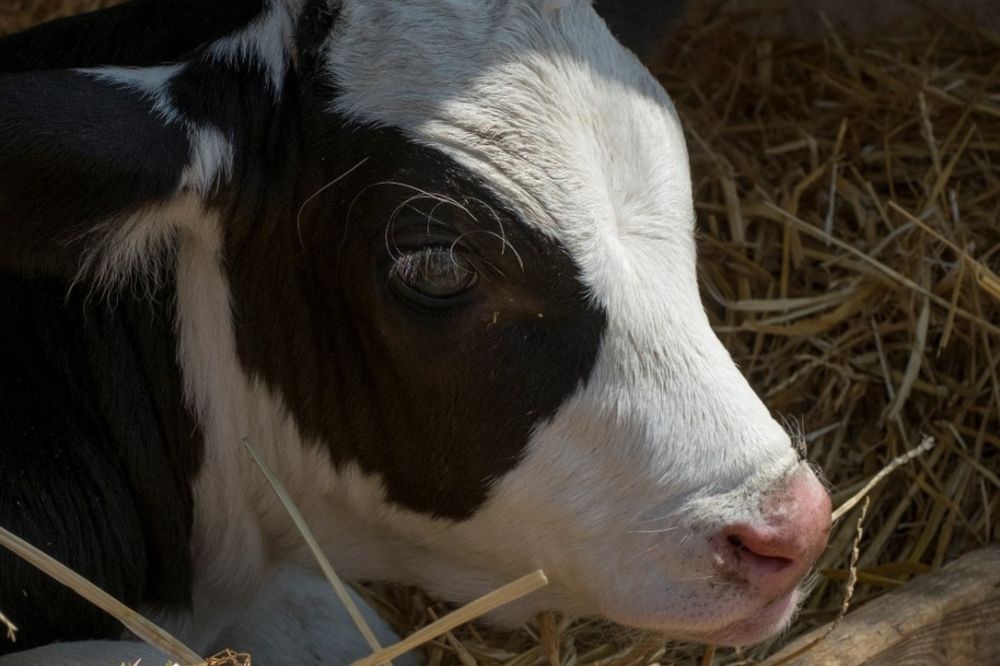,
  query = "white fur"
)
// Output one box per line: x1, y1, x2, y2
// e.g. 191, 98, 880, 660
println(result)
0, 569, 411, 665
207, 0, 296, 91
211, 567, 419, 665
166, 221, 425, 648
74, 195, 200, 300
103, 0, 806, 646
73, 65, 233, 293
179, 127, 234, 196
167, 215, 405, 646
80, 65, 234, 197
